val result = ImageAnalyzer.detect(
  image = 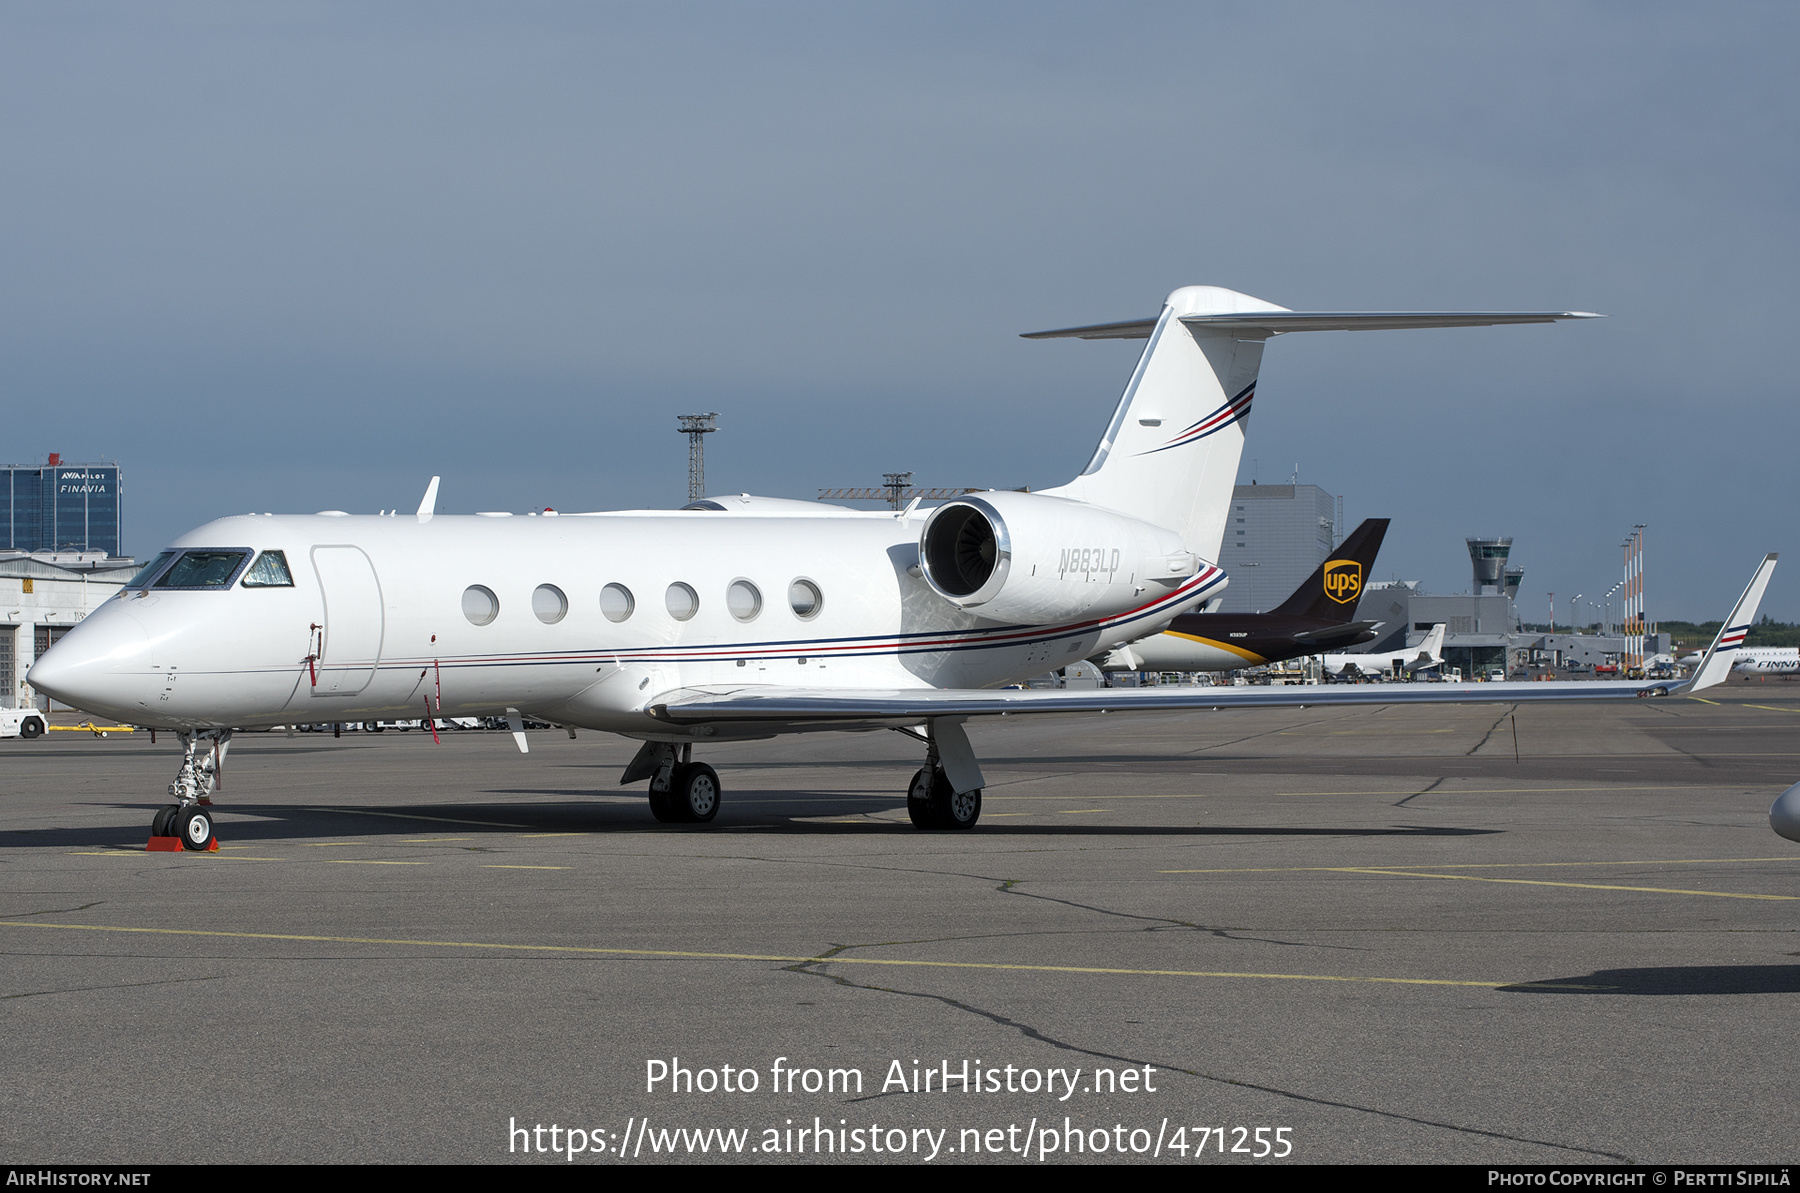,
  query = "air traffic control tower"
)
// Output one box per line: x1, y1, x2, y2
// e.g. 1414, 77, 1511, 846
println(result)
1467, 536, 1512, 596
